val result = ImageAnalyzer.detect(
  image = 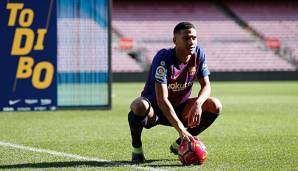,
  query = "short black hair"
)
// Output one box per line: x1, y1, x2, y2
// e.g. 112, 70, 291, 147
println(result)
173, 22, 196, 35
